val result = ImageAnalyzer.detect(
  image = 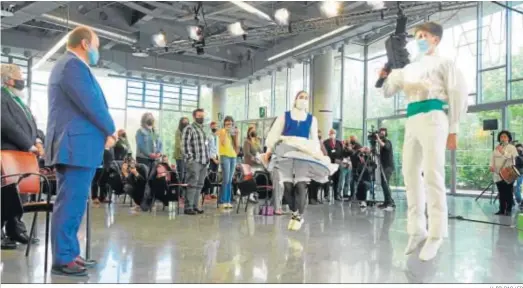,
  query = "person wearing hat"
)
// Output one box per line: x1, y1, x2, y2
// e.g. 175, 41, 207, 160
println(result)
379, 22, 469, 261
489, 130, 518, 216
